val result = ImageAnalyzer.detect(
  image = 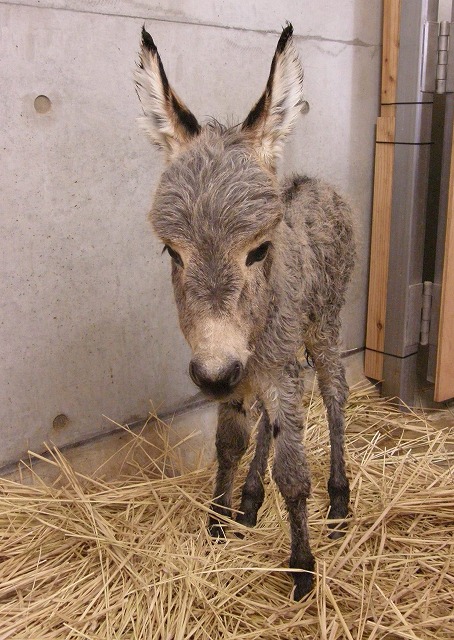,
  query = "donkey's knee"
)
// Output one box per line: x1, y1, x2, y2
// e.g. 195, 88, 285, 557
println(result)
272, 434, 311, 501
316, 356, 348, 409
